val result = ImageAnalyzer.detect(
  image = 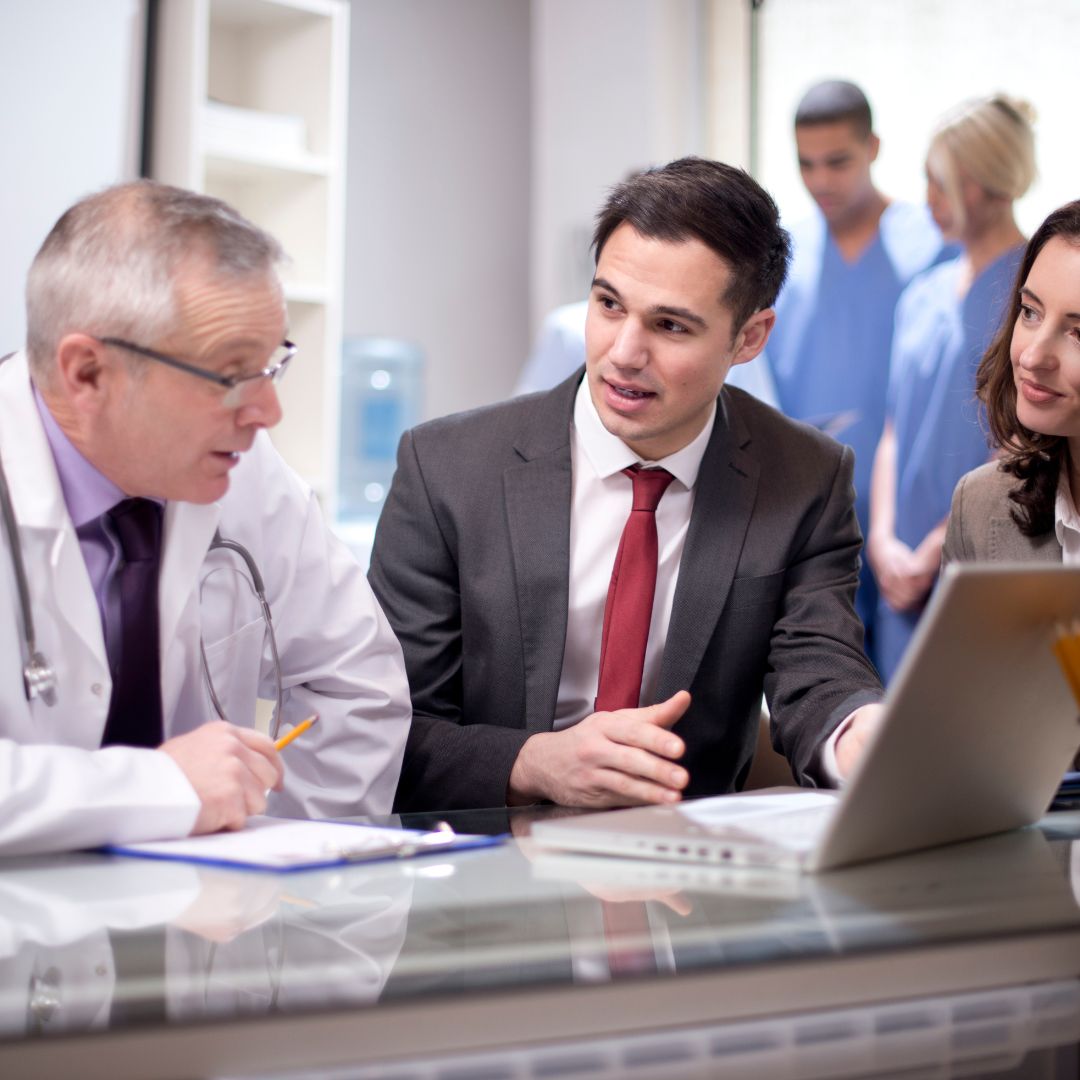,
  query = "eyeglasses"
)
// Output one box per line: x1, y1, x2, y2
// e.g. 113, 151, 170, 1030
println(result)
97, 336, 296, 409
